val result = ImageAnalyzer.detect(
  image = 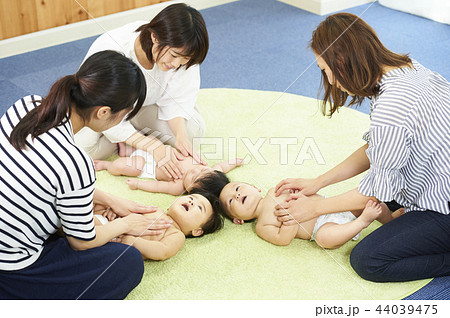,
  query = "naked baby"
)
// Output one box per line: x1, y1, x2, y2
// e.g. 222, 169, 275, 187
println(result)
95, 192, 223, 260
